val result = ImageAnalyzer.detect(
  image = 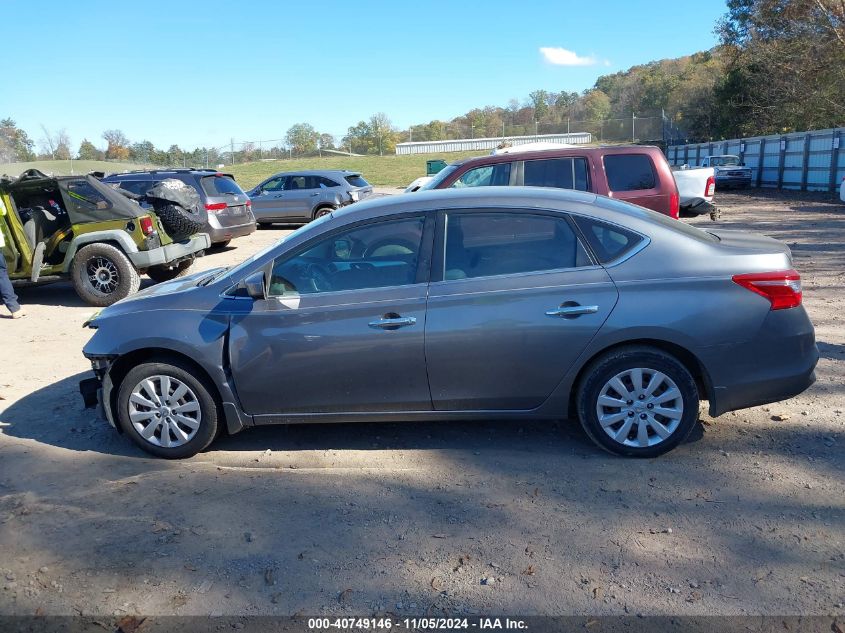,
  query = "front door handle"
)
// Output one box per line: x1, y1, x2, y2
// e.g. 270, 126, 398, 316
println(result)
545, 304, 599, 318
368, 315, 417, 330
310, 193, 319, 197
